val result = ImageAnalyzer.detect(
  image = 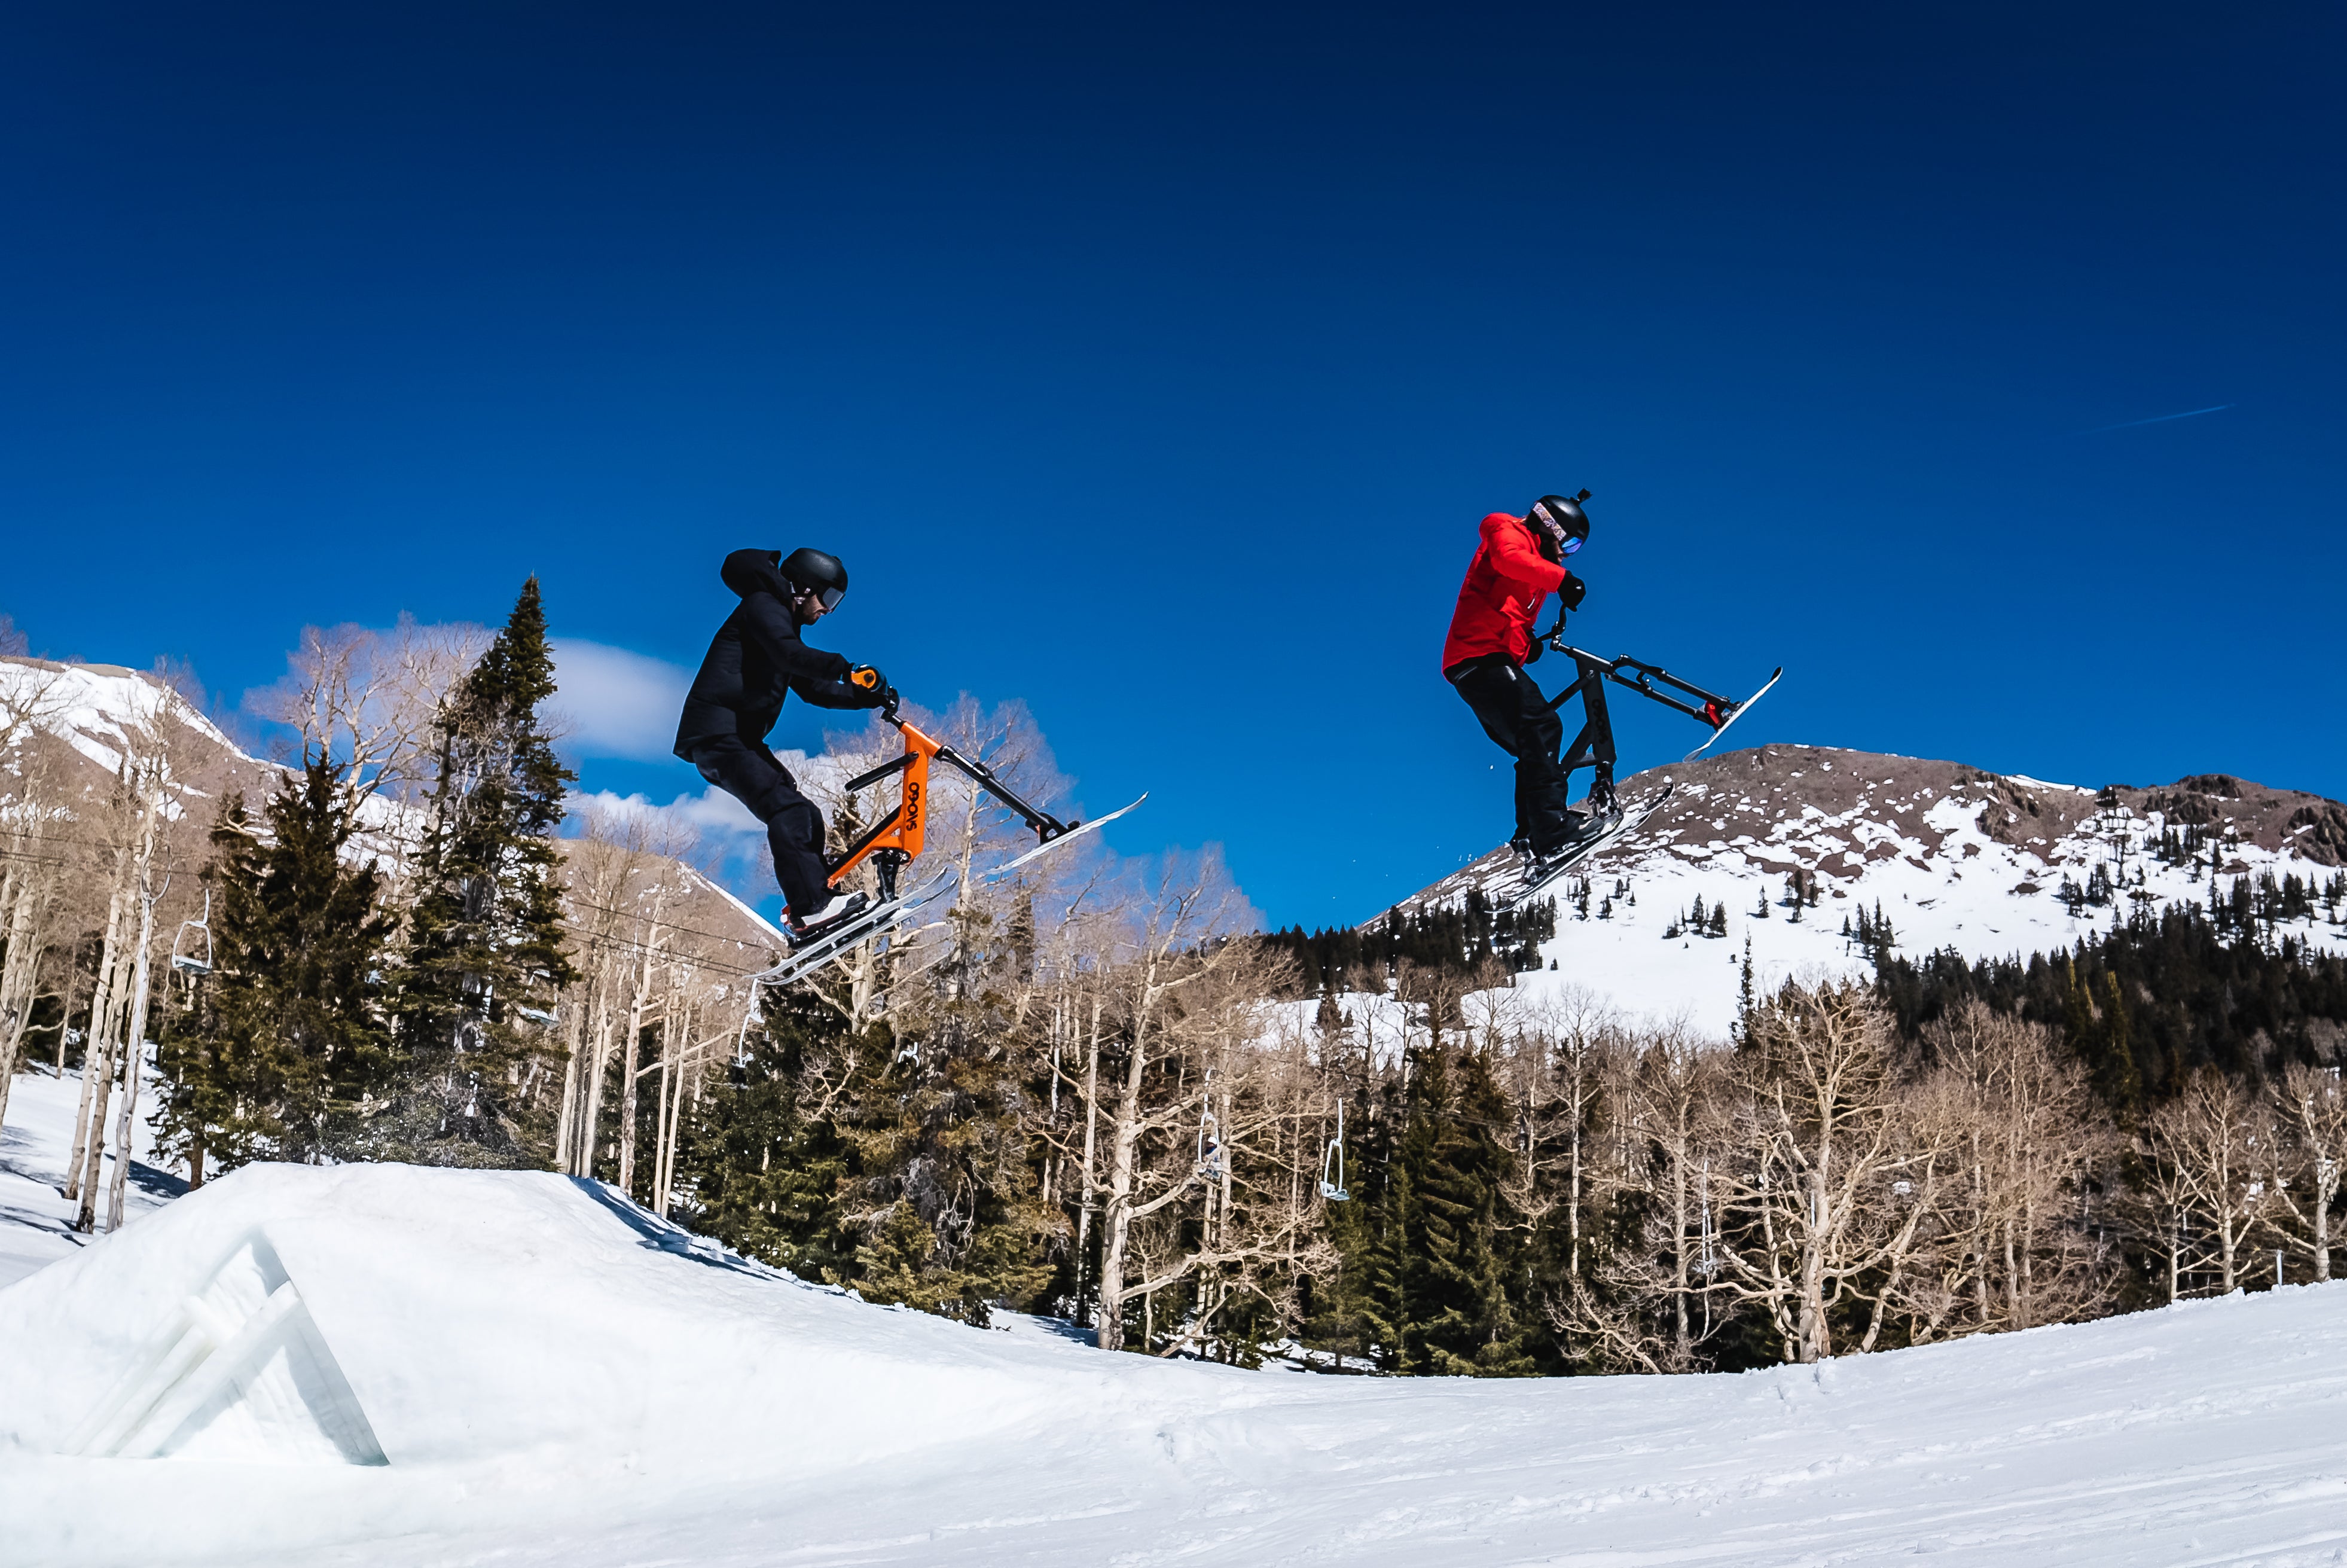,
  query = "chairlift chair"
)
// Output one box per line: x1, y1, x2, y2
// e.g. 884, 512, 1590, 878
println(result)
1195, 1070, 1226, 1183
169, 889, 214, 978
1319, 1100, 1350, 1203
